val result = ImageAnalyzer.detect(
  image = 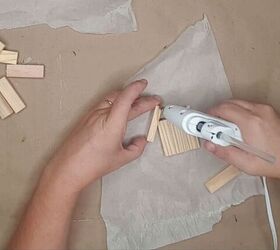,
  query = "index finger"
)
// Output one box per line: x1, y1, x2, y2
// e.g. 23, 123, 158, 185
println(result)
208, 102, 254, 127
108, 79, 148, 127
225, 99, 257, 113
